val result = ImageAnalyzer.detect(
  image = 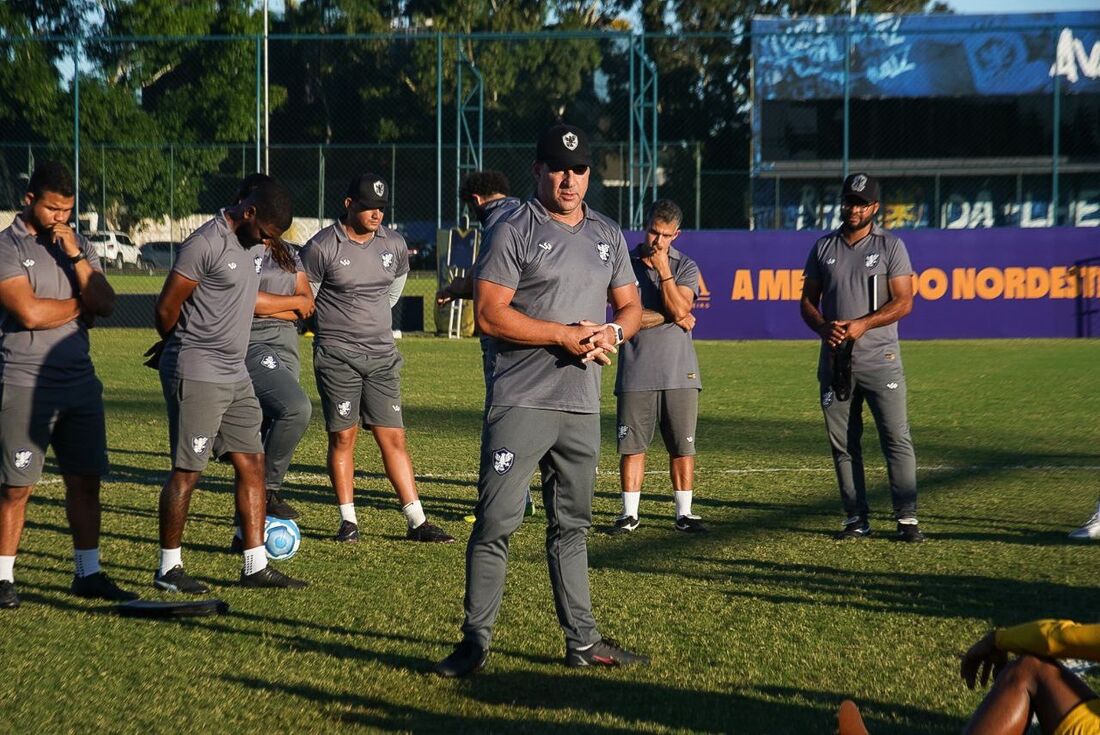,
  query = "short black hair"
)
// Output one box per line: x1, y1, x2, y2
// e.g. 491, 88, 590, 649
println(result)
459, 170, 510, 204
246, 179, 294, 231
235, 172, 273, 204
28, 161, 75, 199
647, 199, 683, 228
